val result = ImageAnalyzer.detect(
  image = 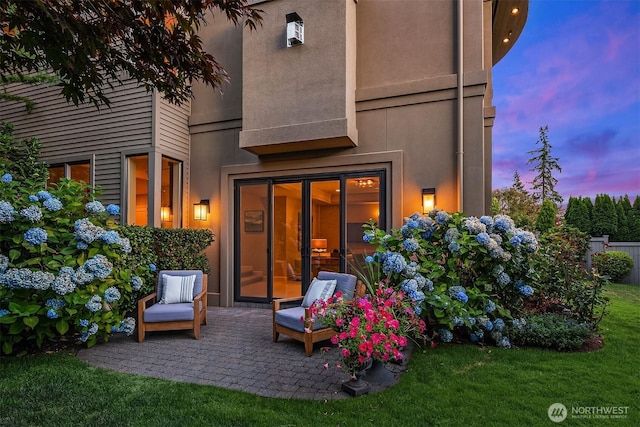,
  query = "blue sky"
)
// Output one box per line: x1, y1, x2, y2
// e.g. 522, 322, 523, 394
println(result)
492, 0, 640, 202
